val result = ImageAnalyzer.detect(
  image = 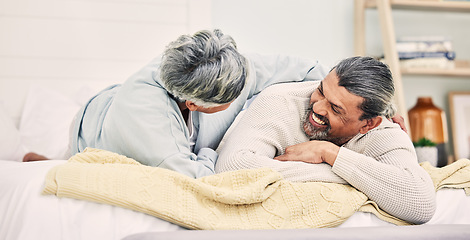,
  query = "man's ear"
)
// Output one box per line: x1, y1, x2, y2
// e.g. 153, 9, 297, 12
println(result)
185, 101, 199, 111
359, 116, 382, 134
